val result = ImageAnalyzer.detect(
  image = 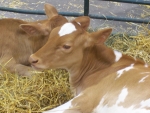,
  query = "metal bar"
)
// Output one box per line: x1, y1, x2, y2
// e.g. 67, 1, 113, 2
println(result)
60, 12, 83, 17
101, 0, 150, 5
0, 7, 45, 15
84, 0, 89, 16
63, 12, 150, 24
0, 2, 149, 24
0, 6, 149, 24
0, 7, 84, 16
89, 14, 150, 24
